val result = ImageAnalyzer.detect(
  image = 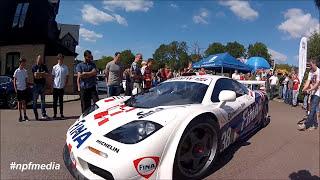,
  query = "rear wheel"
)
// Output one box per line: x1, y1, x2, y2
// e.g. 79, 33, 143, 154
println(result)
7, 93, 17, 109
173, 117, 220, 179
